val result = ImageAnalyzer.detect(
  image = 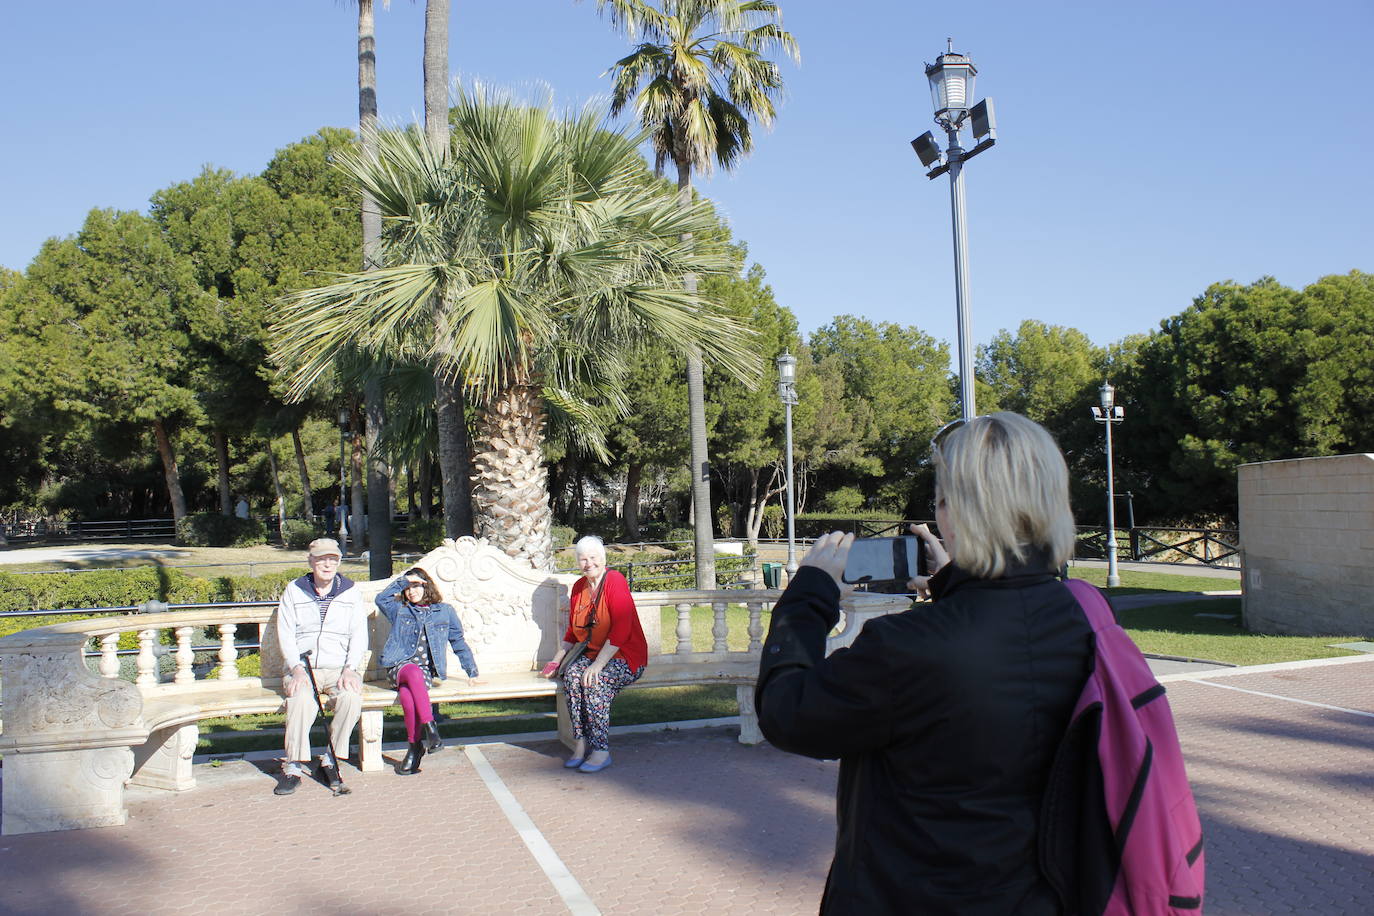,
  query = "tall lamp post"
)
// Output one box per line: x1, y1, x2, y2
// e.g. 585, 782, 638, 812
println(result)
911, 40, 997, 421
1091, 382, 1125, 587
337, 408, 350, 558
777, 351, 799, 575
